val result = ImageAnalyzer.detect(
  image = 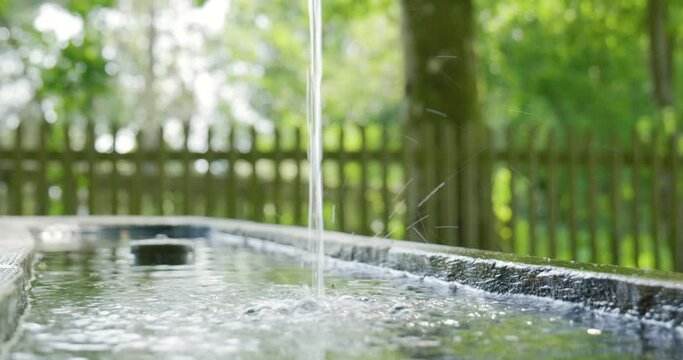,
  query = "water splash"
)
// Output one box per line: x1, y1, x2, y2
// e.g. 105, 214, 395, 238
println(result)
307, 0, 324, 297
12, 240, 680, 358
